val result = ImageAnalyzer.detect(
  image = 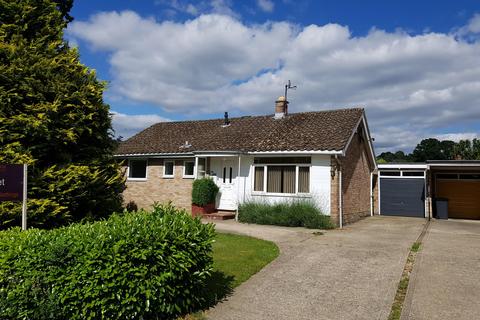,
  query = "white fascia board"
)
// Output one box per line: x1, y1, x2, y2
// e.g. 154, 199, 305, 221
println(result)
193, 151, 242, 157
114, 153, 194, 158
361, 114, 378, 169
378, 164, 427, 170
194, 153, 241, 157
342, 116, 363, 157
116, 150, 343, 158
247, 150, 342, 155
427, 163, 480, 167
